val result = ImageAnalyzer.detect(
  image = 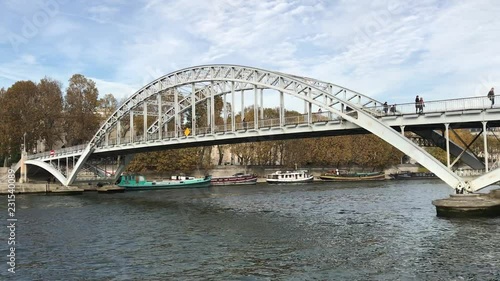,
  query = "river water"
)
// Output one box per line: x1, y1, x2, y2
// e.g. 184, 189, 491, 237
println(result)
2, 180, 500, 280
